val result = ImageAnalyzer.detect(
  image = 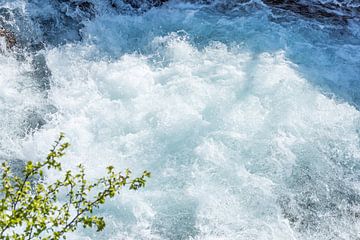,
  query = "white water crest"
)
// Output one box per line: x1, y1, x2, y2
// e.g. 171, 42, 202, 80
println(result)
1, 0, 360, 239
